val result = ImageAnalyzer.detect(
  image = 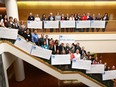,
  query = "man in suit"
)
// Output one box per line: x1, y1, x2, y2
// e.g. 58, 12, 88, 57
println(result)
65, 43, 70, 54
102, 13, 109, 32
27, 12, 35, 21
86, 13, 93, 32
75, 42, 81, 53
44, 35, 50, 46
59, 43, 65, 54
48, 12, 55, 32
80, 46, 86, 59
